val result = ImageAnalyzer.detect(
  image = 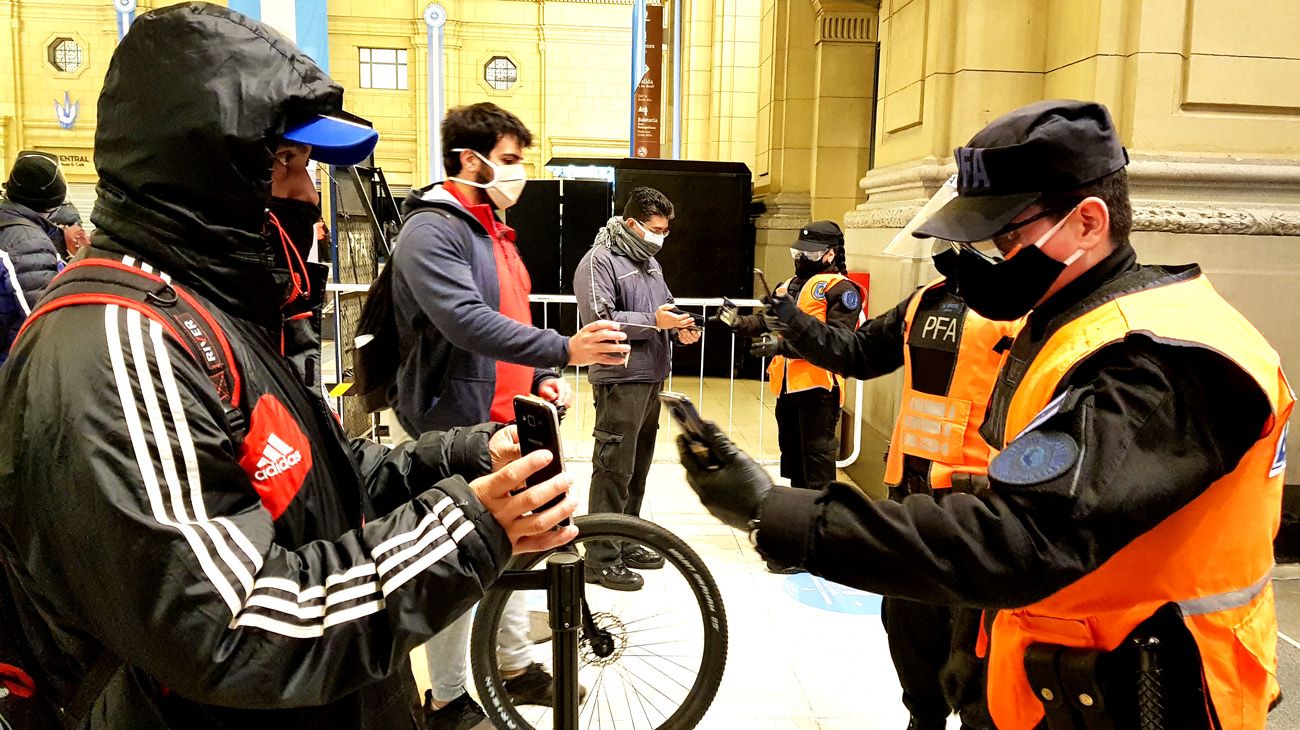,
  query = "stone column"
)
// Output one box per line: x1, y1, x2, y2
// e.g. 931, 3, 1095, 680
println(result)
751, 0, 822, 287
809, 0, 877, 222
